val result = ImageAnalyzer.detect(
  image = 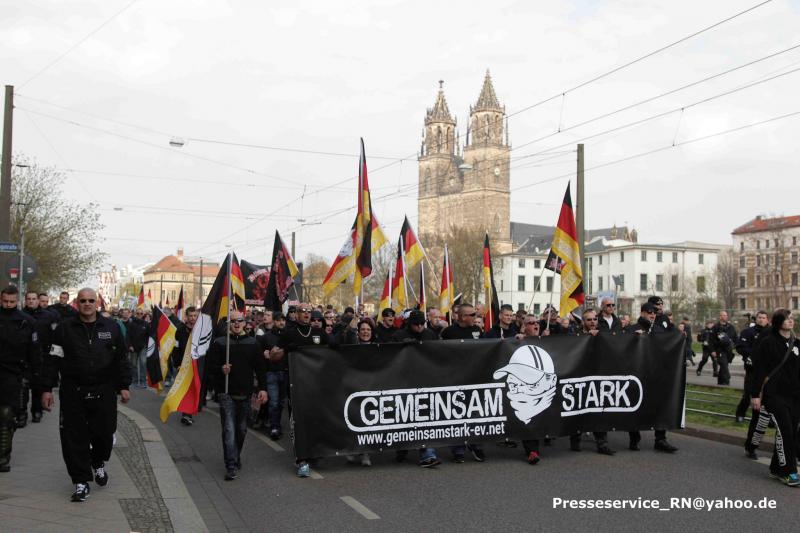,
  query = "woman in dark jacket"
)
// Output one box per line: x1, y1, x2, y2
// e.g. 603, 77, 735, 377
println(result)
342, 319, 375, 466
